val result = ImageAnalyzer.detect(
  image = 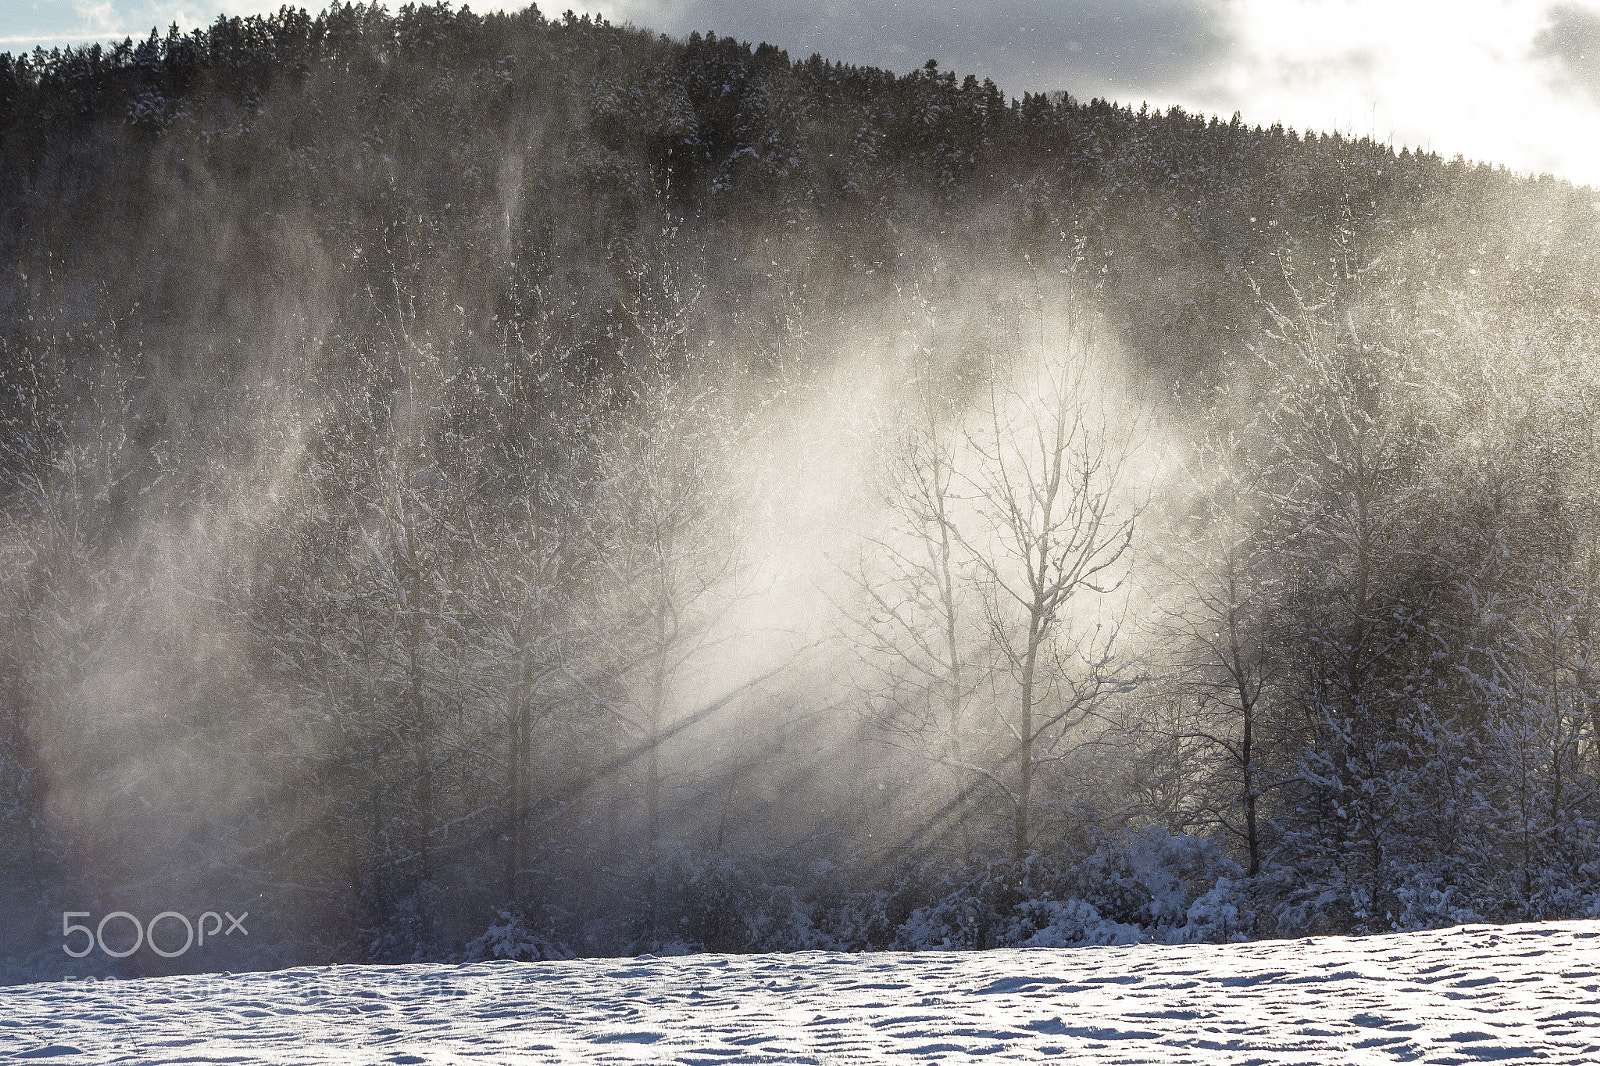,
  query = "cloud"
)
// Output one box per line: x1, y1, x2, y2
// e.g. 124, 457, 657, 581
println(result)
1534, 2, 1600, 103
599, 0, 1237, 100
1, 1, 280, 52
